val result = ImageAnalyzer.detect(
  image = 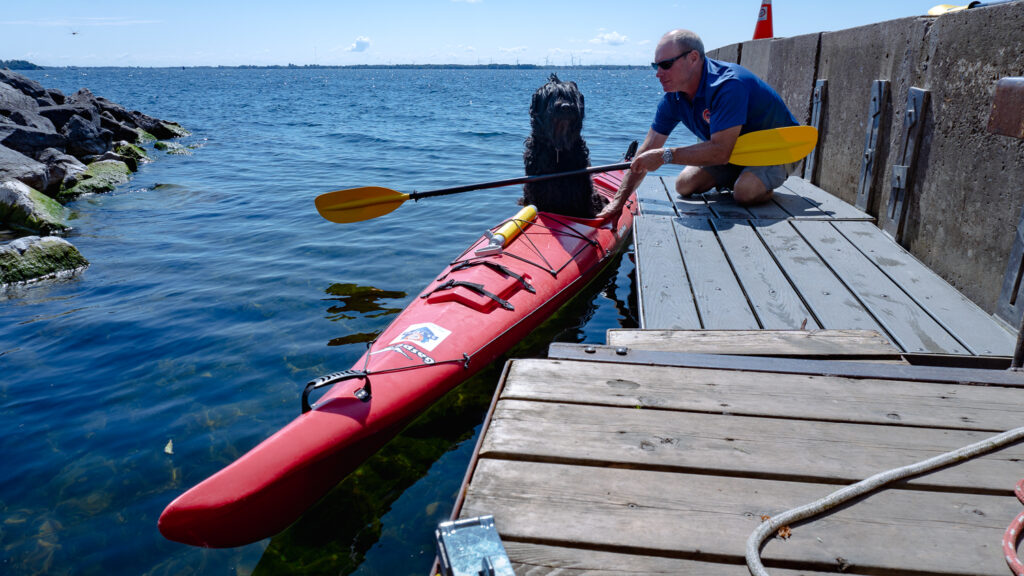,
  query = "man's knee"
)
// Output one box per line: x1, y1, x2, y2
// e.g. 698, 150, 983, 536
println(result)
733, 171, 772, 205
675, 167, 714, 197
